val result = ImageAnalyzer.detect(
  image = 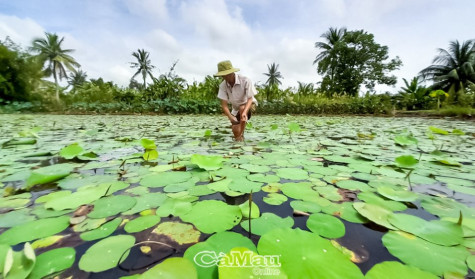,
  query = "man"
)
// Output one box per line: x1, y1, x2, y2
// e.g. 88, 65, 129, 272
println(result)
214, 60, 258, 141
